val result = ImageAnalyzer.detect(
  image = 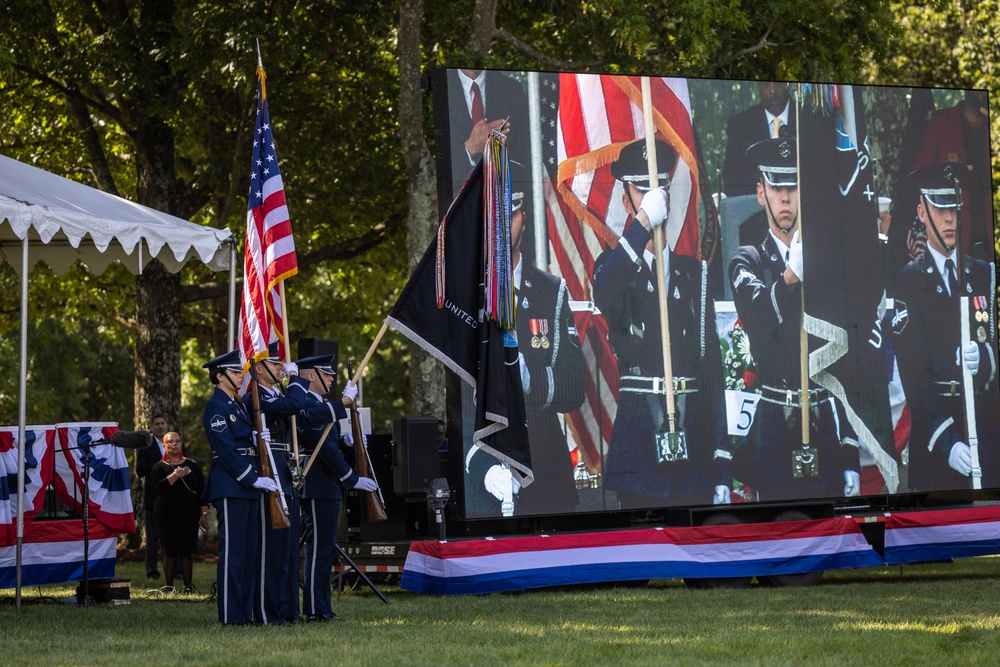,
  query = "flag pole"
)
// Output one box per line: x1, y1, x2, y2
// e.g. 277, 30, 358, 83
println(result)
953, 187, 982, 489
795, 86, 810, 445
640, 77, 678, 439
278, 283, 302, 473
